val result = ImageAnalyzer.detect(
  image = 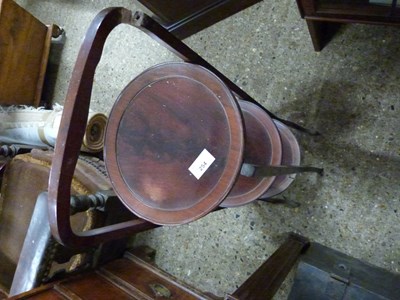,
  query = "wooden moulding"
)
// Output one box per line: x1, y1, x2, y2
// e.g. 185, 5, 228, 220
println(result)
0, 0, 54, 107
